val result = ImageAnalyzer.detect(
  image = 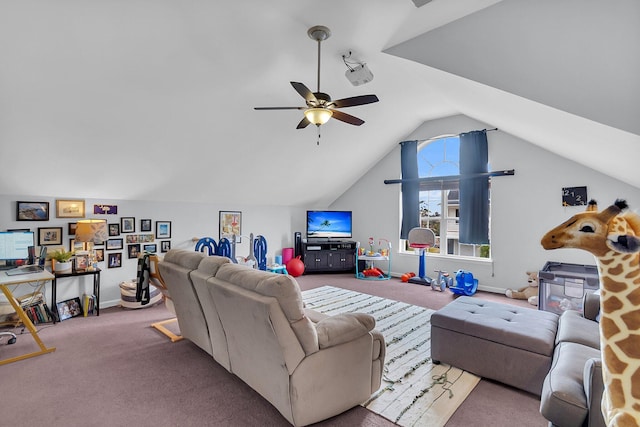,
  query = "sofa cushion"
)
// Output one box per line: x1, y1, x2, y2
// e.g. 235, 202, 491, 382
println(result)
163, 249, 205, 270
556, 310, 601, 349
540, 341, 601, 427
316, 313, 375, 349
215, 263, 319, 355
